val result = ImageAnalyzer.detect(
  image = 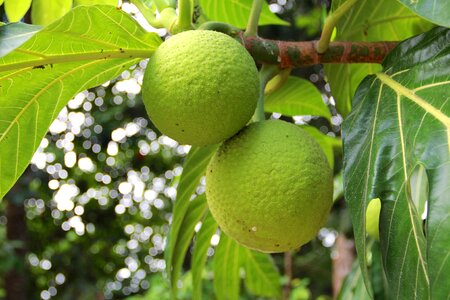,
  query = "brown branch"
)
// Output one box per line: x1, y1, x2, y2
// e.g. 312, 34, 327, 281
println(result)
283, 251, 293, 300
332, 235, 355, 299
238, 32, 398, 68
